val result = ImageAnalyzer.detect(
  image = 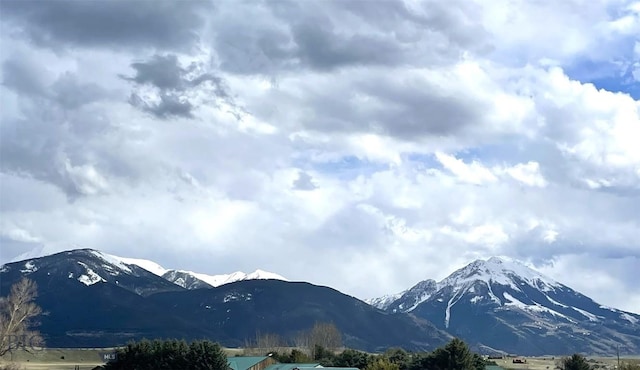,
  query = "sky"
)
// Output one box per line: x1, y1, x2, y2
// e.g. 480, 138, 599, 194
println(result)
0, 0, 639, 314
